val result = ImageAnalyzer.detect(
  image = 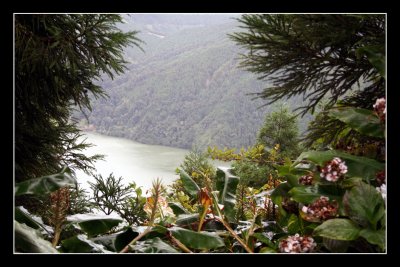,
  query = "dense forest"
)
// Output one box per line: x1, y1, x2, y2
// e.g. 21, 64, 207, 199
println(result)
15, 14, 386, 254
73, 14, 312, 150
